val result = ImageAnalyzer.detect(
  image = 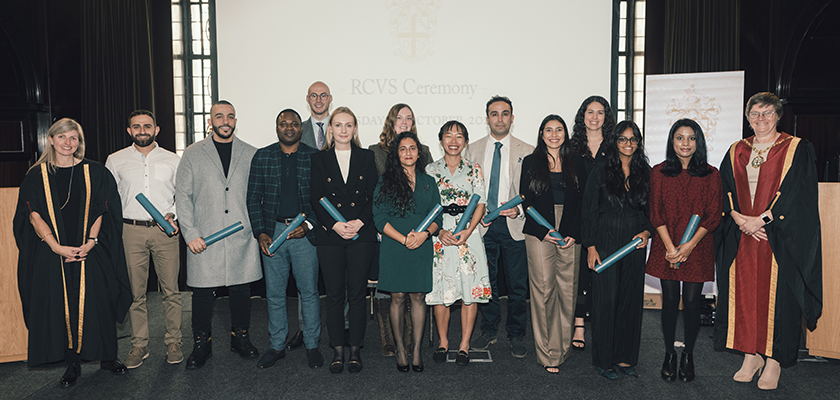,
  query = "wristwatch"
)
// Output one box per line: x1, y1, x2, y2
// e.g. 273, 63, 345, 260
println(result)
760, 213, 772, 225
88, 237, 99, 245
